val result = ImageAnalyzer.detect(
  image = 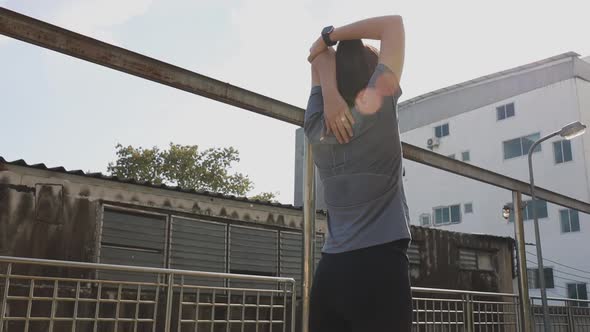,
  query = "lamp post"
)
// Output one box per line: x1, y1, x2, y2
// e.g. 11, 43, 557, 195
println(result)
528, 121, 586, 331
